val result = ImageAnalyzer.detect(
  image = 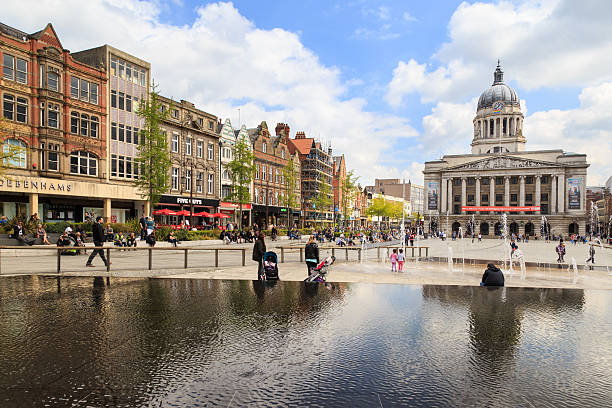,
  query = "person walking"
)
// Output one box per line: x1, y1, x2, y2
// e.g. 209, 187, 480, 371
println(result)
556, 240, 565, 263
252, 231, 266, 280
586, 244, 595, 265
86, 216, 109, 267
390, 248, 398, 272
478, 233, 482, 242
397, 249, 405, 272
305, 236, 319, 277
